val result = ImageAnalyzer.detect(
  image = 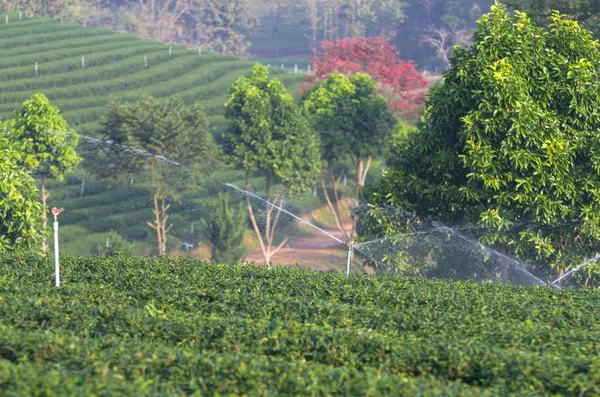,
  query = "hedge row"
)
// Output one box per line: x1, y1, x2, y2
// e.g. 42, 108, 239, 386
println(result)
1, 256, 599, 395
